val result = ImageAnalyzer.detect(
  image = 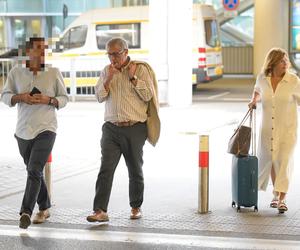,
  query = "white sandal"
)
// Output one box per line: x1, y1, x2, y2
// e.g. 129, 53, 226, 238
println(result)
278, 200, 288, 213
270, 198, 279, 208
